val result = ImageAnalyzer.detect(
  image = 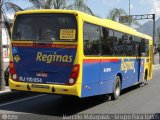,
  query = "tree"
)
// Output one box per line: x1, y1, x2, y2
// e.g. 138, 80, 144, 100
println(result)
3, 0, 94, 15
0, 0, 25, 90
108, 8, 127, 22
28, 0, 67, 9
2, 0, 22, 39
4, 0, 94, 15
66, 0, 94, 15
3, 1, 23, 12
107, 8, 140, 26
